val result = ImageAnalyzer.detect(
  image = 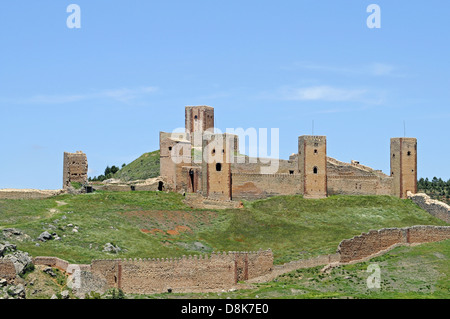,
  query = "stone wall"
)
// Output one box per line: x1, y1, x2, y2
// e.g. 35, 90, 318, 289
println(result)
33, 256, 70, 271
89, 249, 272, 294
0, 260, 16, 283
63, 151, 88, 189
337, 225, 450, 263
407, 192, 450, 223
0, 189, 64, 200
327, 175, 392, 196
231, 173, 301, 200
